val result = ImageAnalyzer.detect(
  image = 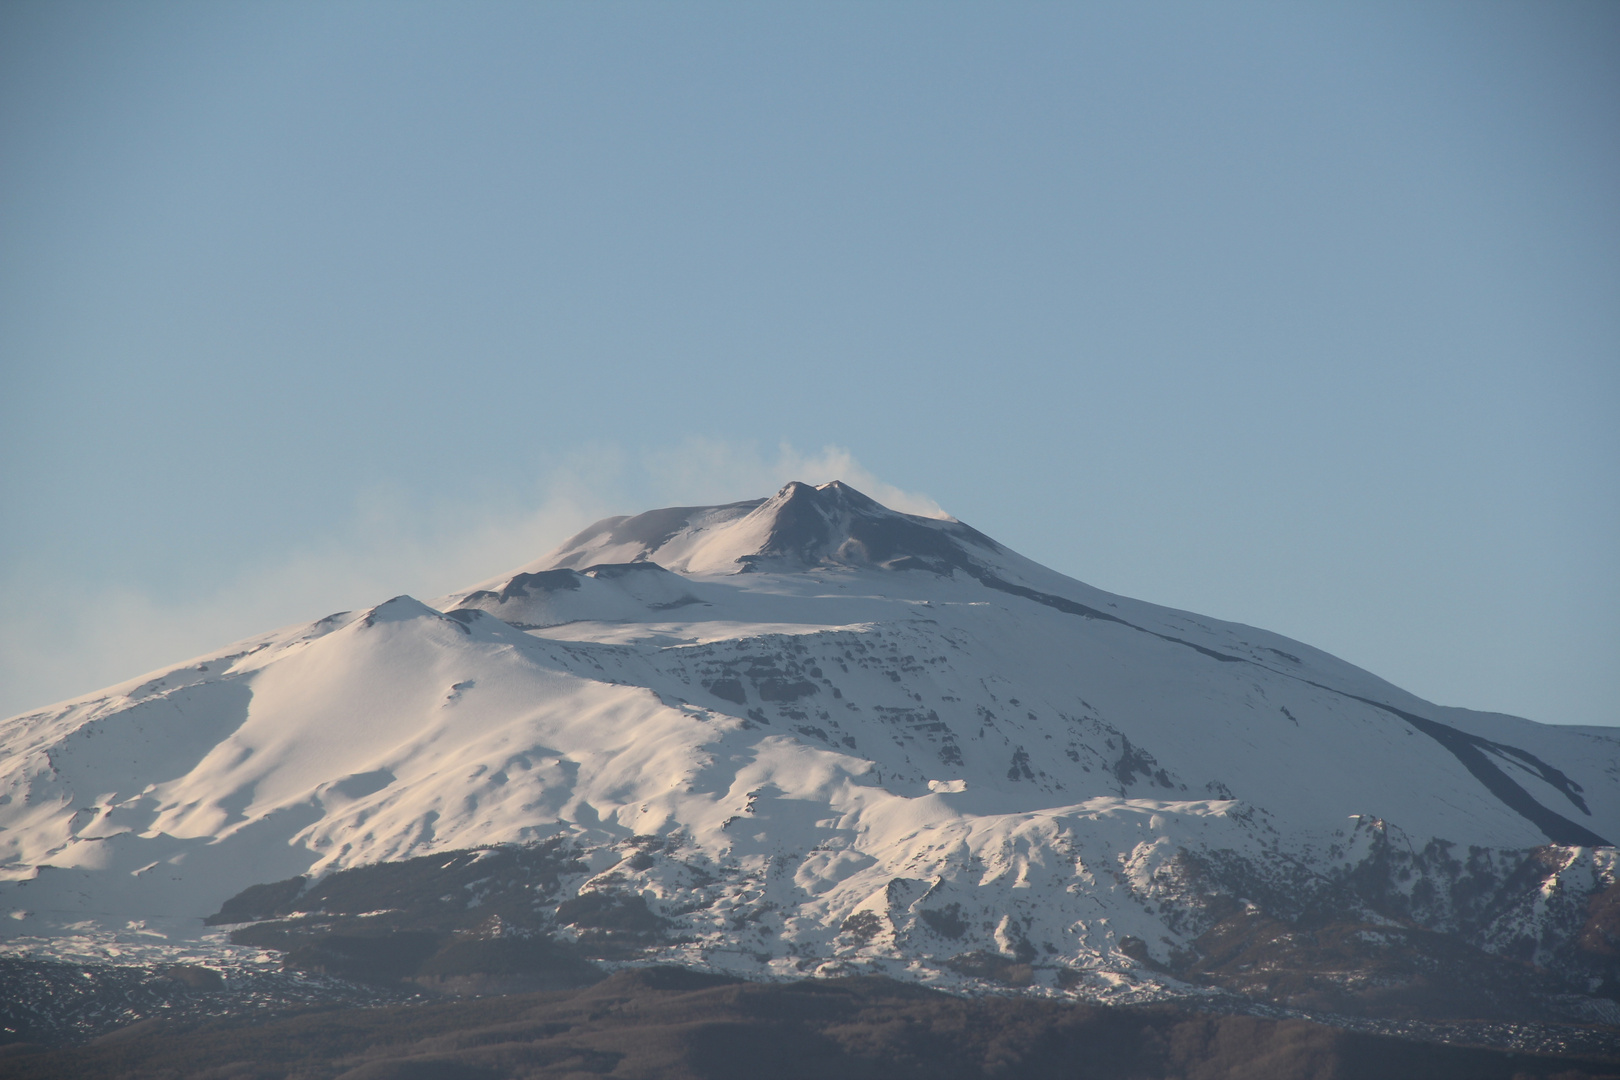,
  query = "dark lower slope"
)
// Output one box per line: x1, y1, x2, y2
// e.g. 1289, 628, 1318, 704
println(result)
203, 841, 1620, 1028
2, 968, 1617, 1080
